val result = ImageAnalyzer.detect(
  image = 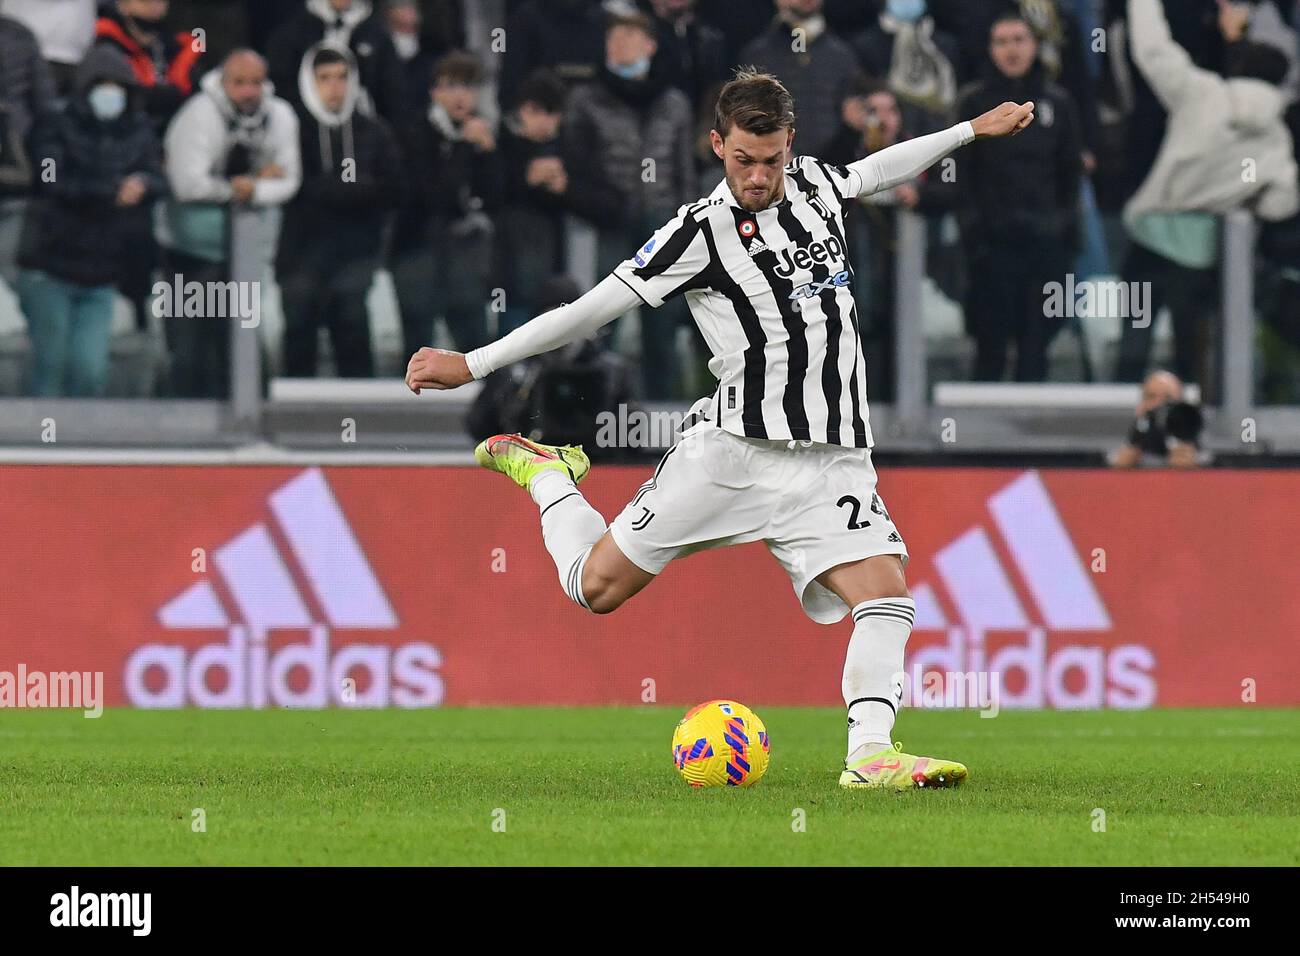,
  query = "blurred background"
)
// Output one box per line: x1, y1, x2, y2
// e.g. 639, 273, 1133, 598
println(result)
1, 0, 1298, 714
0, 0, 1296, 462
